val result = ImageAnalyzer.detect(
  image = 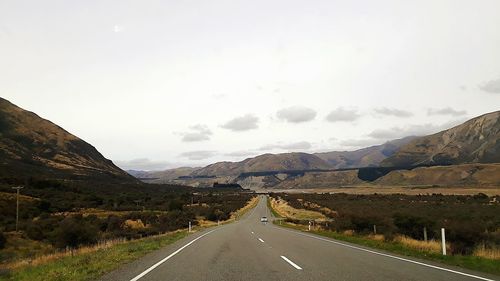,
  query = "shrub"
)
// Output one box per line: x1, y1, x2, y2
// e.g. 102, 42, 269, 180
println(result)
54, 216, 99, 248
0, 231, 6, 249
393, 214, 435, 240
